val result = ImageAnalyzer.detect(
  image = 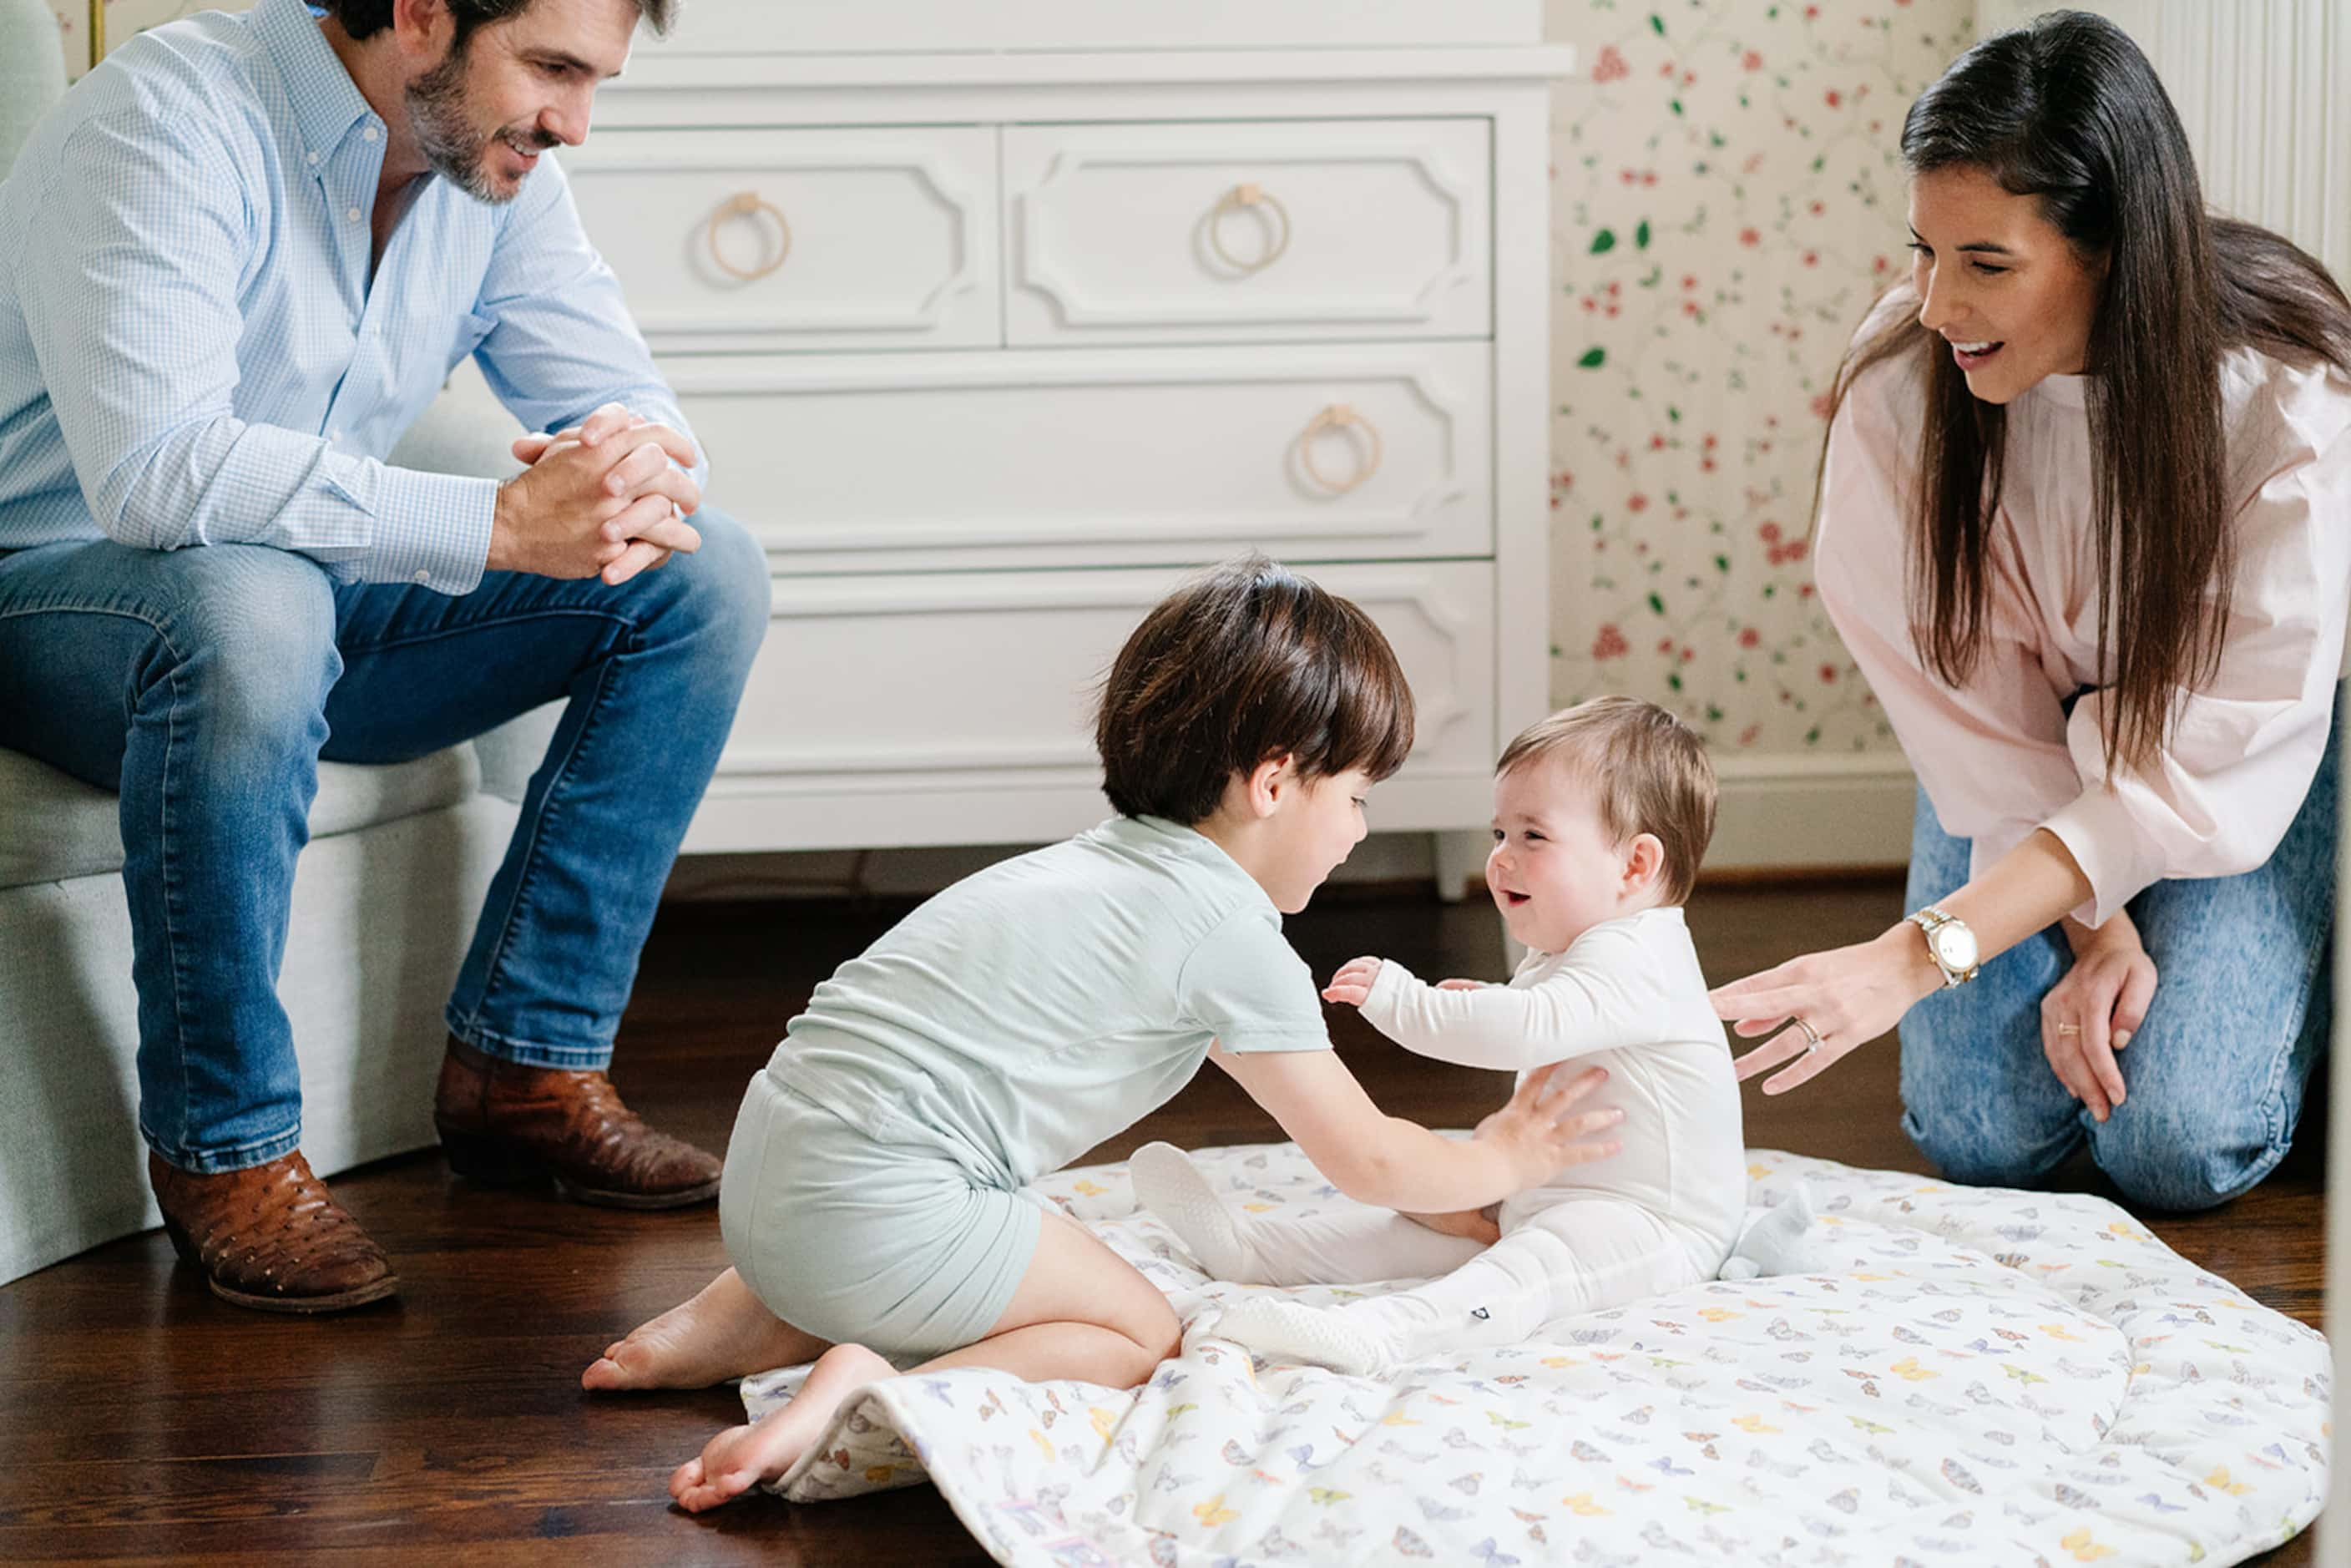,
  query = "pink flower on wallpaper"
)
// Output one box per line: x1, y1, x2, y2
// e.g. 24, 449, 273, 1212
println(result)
1591, 625, 1630, 661
1739, 227, 1761, 247
1742, 50, 1763, 71
1825, 89, 1843, 109
1739, 627, 1762, 649
1758, 521, 1783, 544
1593, 45, 1630, 83
1626, 493, 1651, 513
1819, 664, 1839, 684
1810, 392, 1835, 420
